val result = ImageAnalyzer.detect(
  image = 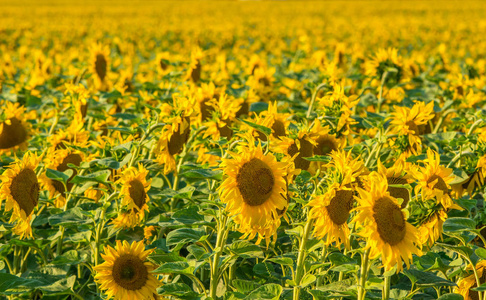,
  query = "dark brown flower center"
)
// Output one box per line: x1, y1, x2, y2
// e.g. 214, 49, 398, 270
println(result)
237, 158, 275, 206
128, 179, 146, 211
159, 59, 168, 71
200, 98, 214, 122
387, 177, 410, 208
52, 153, 82, 196
191, 60, 201, 83
314, 135, 337, 156
373, 196, 406, 246
218, 119, 233, 140
427, 174, 450, 195
325, 190, 354, 225
112, 254, 148, 291
405, 120, 419, 135
10, 168, 39, 216
0, 117, 28, 149
259, 77, 271, 87
272, 120, 286, 138
95, 54, 107, 81
287, 137, 313, 171
168, 118, 191, 156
